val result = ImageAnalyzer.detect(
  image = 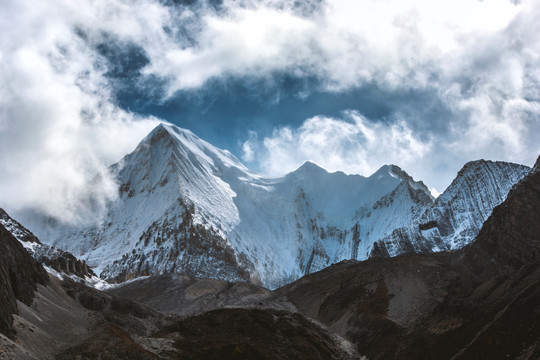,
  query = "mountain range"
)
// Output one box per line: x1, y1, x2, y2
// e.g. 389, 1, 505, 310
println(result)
0, 148, 537, 359
16, 123, 531, 289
